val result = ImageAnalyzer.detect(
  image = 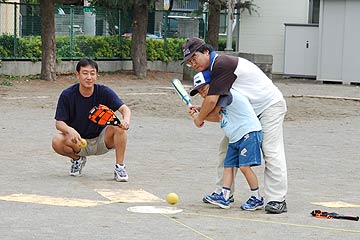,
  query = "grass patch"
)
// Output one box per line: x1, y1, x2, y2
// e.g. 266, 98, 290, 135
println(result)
0, 80, 13, 86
